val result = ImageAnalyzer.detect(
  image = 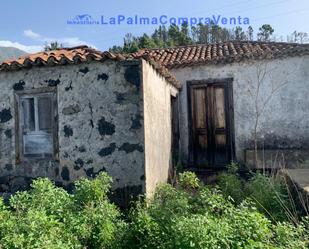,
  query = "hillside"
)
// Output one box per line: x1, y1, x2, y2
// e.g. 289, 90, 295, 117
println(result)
0, 46, 27, 62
